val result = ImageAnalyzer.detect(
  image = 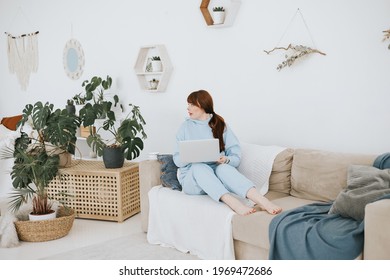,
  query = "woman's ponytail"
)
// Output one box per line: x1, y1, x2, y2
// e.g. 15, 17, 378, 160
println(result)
209, 112, 226, 152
